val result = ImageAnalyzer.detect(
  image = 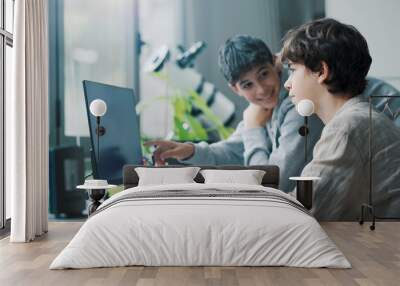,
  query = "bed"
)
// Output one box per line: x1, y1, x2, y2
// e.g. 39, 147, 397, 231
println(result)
50, 165, 350, 269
